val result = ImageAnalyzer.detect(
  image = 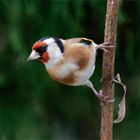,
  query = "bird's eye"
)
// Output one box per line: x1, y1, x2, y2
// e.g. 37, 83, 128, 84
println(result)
36, 46, 47, 53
